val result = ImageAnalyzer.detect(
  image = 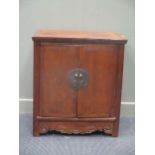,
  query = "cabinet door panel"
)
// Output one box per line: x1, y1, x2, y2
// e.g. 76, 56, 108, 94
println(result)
78, 45, 117, 117
40, 44, 78, 117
